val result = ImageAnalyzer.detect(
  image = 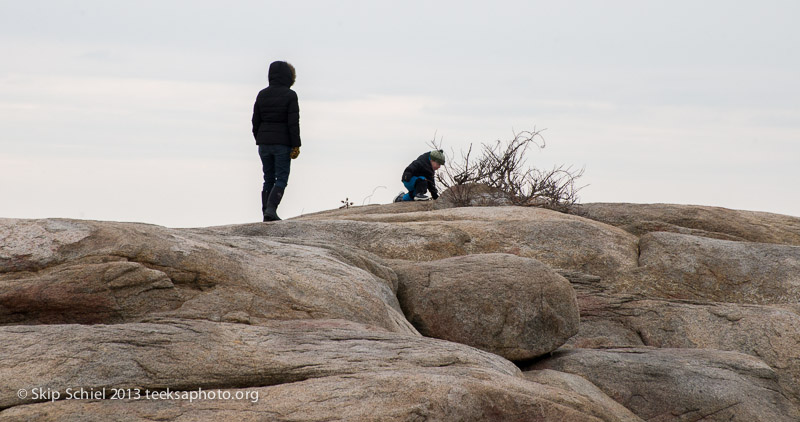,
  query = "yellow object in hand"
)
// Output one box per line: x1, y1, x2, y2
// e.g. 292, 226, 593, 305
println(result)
290, 147, 300, 159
